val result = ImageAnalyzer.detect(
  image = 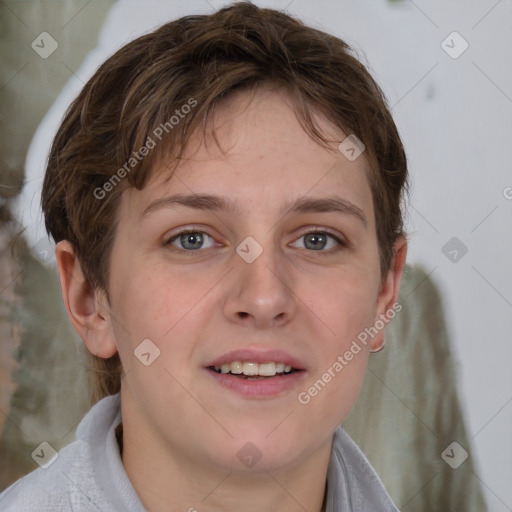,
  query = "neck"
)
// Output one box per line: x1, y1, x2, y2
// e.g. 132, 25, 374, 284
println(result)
120, 406, 332, 512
